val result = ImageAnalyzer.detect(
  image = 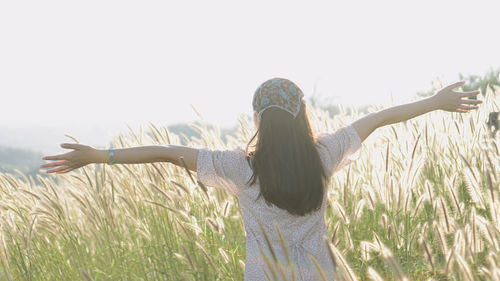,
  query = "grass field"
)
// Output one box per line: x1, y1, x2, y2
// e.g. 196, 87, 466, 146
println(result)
0, 86, 499, 280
